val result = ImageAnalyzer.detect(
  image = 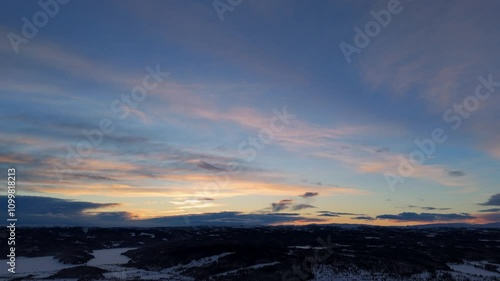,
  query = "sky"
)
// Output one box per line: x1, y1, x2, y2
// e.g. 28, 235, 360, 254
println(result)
0, 0, 499, 227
